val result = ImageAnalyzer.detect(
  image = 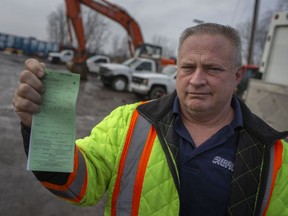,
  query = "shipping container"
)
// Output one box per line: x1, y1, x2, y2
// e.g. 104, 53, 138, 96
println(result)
0, 32, 59, 57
